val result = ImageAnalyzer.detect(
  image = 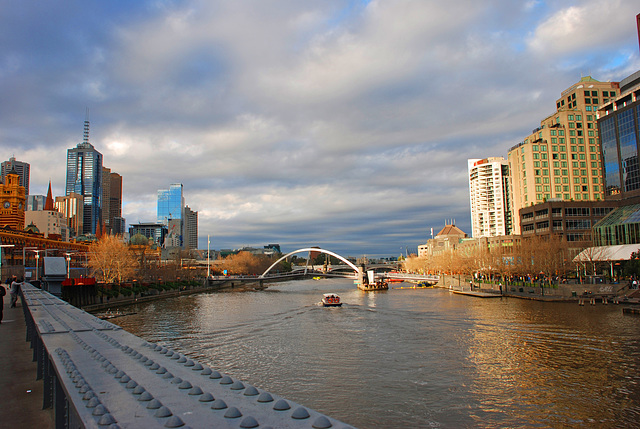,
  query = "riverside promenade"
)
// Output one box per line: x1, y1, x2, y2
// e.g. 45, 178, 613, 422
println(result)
0, 297, 54, 428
